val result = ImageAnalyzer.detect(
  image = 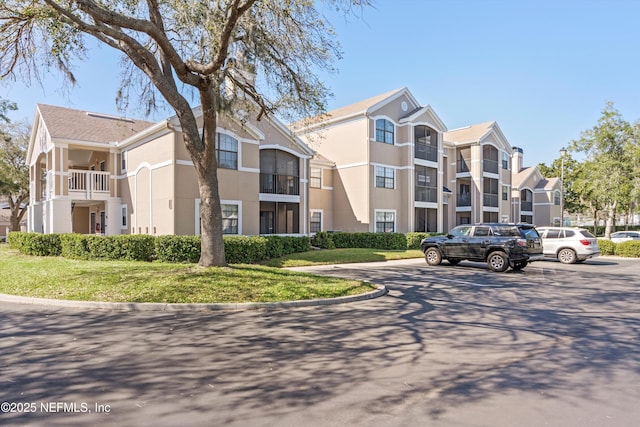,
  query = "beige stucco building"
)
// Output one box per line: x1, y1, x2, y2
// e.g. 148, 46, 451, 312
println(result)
26, 88, 562, 237
26, 104, 313, 237
297, 88, 448, 233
